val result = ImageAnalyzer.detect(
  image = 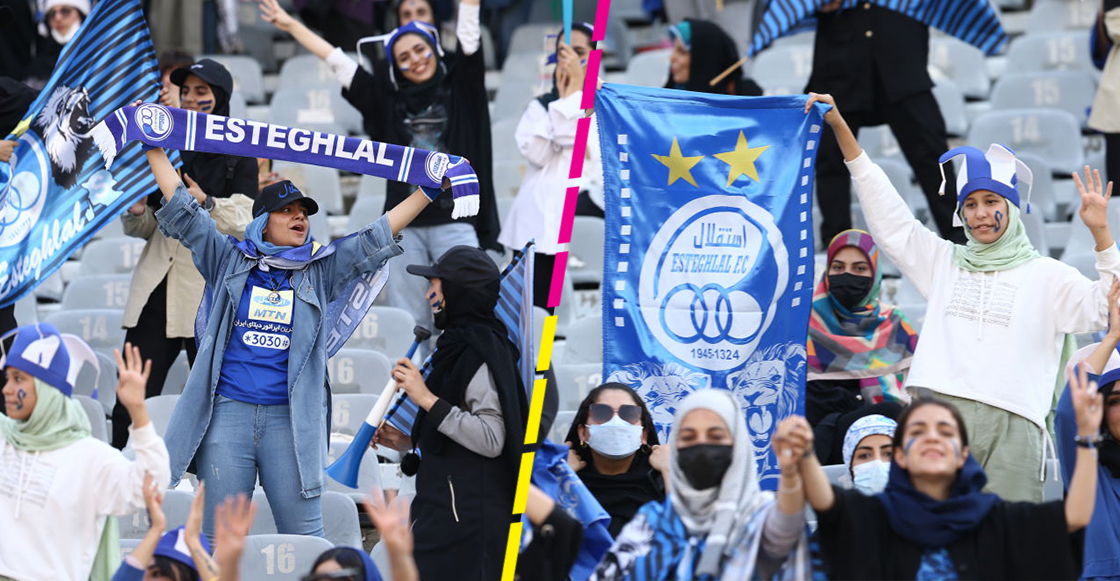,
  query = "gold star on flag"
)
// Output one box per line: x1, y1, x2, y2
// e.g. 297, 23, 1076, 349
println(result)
714, 131, 770, 187
651, 137, 704, 187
